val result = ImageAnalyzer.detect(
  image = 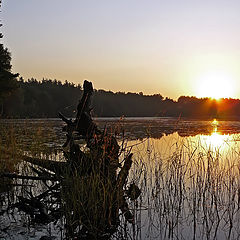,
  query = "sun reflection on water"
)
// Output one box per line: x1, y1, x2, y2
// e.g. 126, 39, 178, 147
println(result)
200, 119, 230, 150
211, 118, 218, 127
